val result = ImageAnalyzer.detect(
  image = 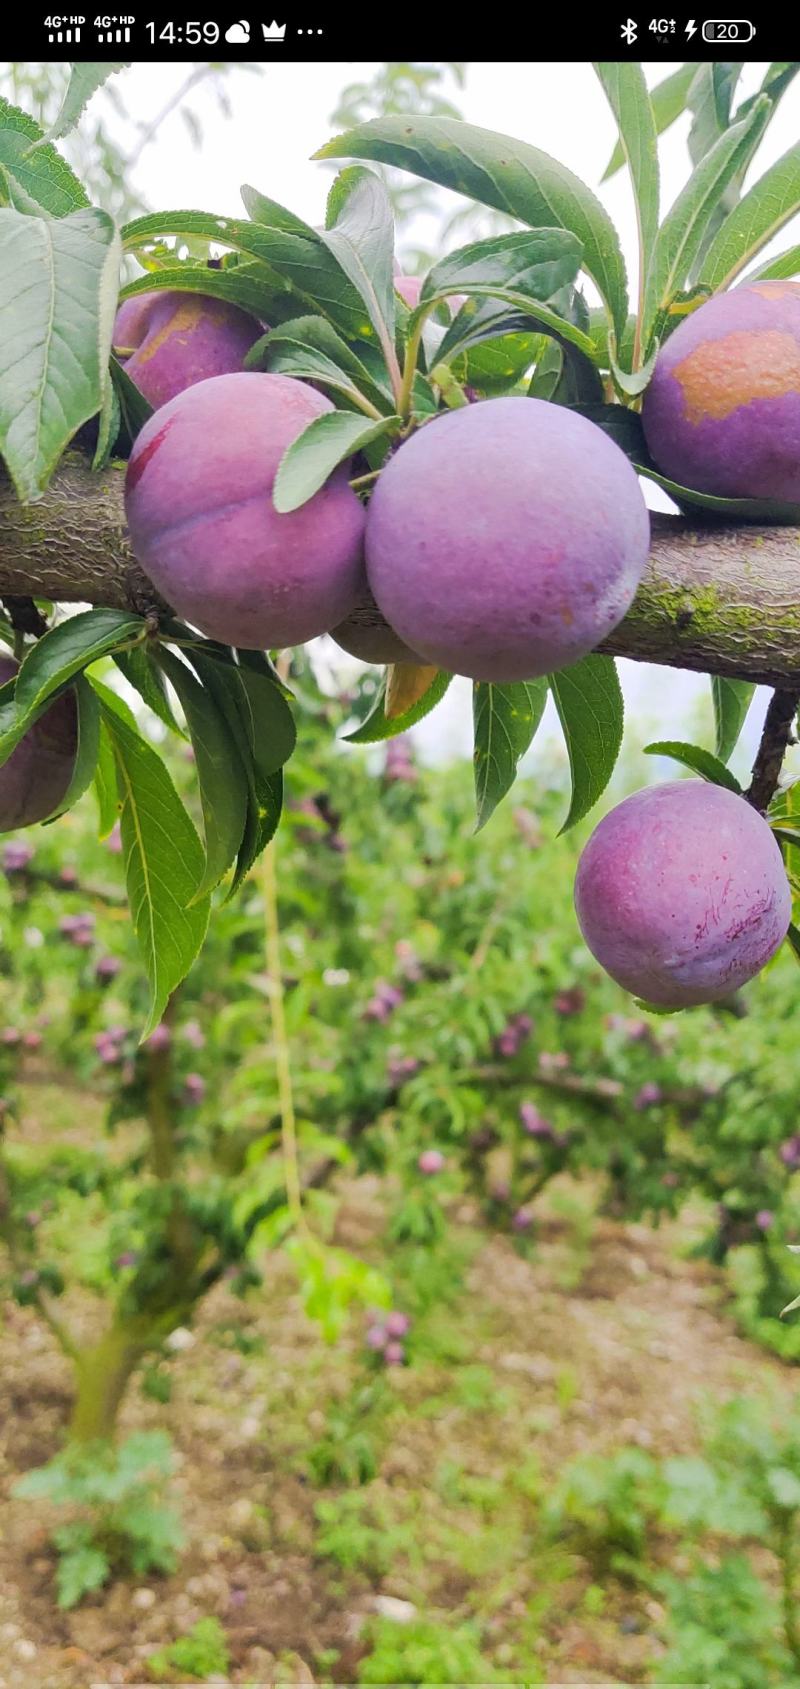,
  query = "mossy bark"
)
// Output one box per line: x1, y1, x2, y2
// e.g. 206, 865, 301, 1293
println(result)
3, 457, 800, 685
